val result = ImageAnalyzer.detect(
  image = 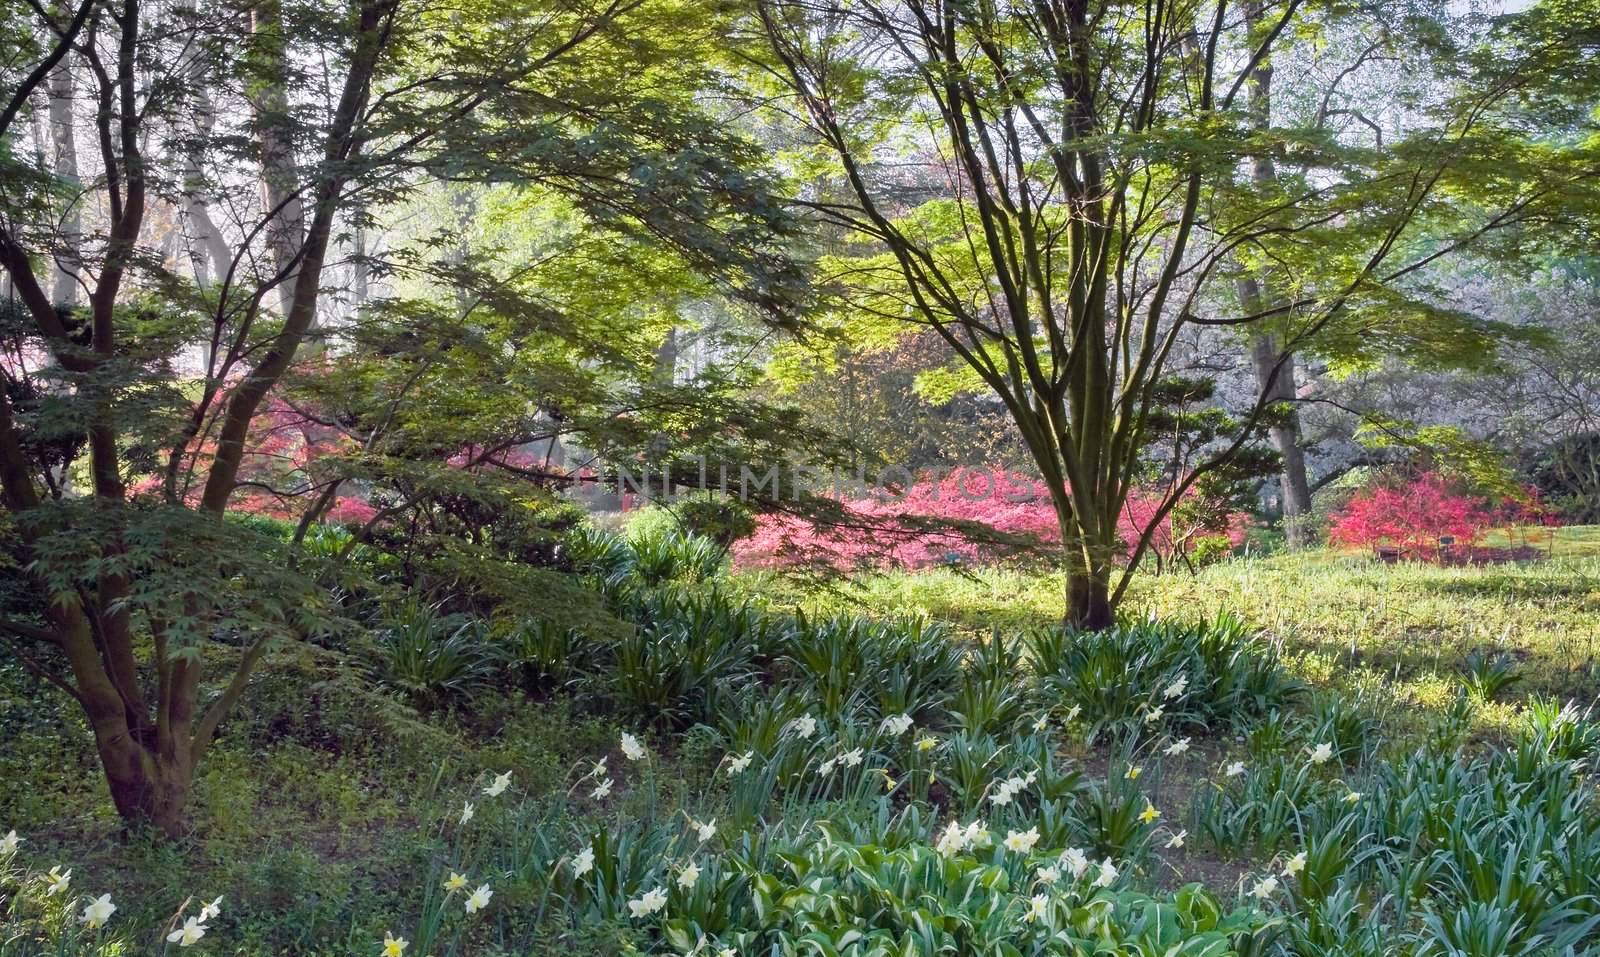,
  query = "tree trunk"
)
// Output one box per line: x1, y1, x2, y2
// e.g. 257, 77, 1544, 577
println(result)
1066, 570, 1114, 631
46, 62, 80, 308
1245, 305, 1315, 546
1238, 0, 1314, 547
